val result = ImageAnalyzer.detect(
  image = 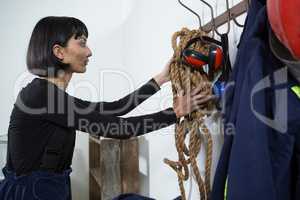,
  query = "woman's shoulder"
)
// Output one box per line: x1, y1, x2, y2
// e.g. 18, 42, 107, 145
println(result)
22, 77, 49, 95
15, 78, 51, 108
